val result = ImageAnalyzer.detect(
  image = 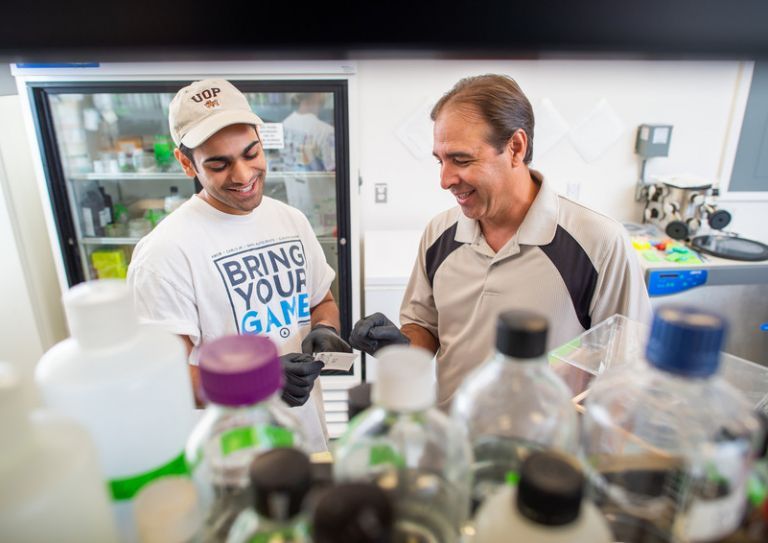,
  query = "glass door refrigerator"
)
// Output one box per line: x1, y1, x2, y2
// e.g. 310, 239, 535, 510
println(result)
14, 63, 359, 437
